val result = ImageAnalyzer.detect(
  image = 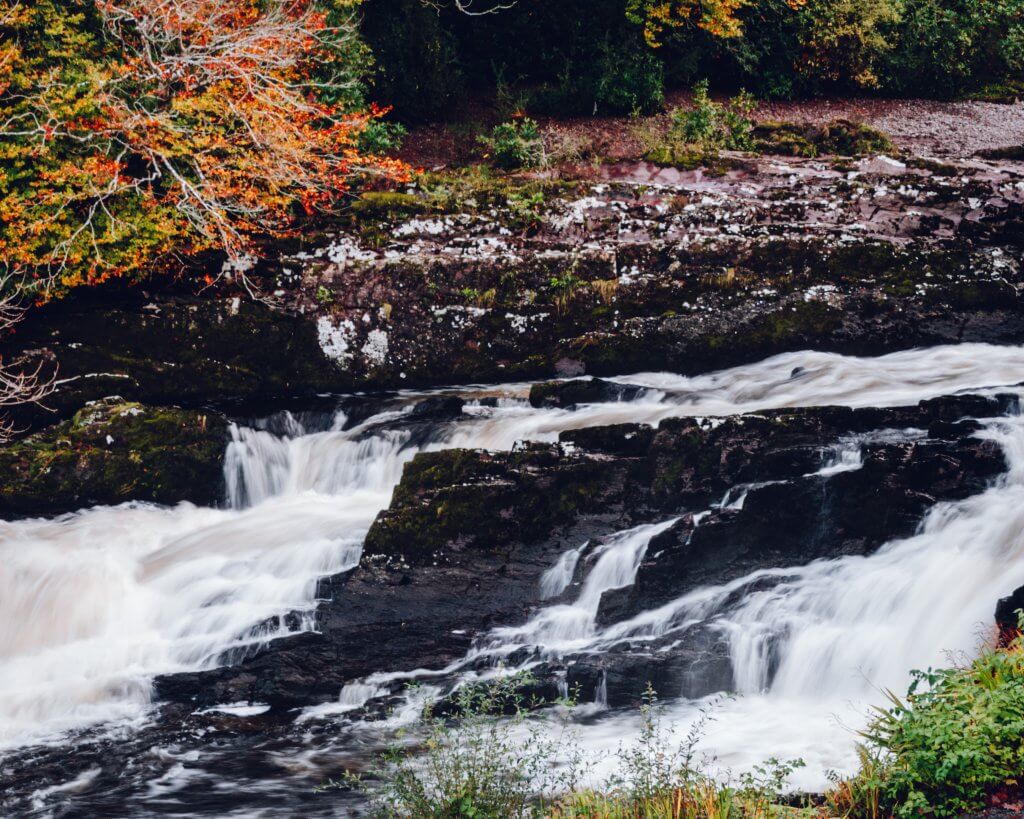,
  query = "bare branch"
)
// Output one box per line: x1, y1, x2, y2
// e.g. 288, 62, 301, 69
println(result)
0, 274, 56, 443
